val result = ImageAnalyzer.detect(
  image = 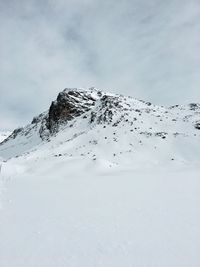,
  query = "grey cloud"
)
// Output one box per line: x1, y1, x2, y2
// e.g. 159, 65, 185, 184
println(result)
1, 0, 200, 129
